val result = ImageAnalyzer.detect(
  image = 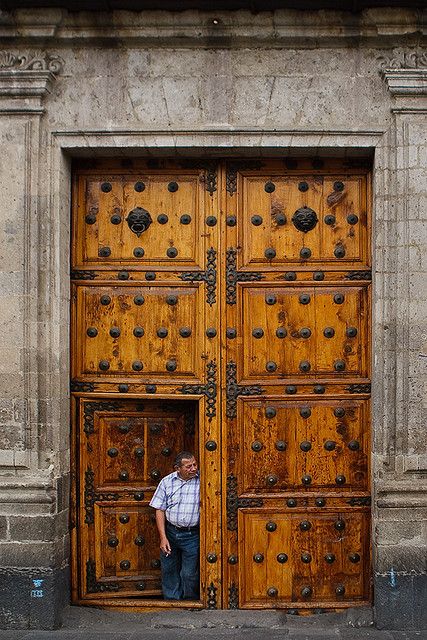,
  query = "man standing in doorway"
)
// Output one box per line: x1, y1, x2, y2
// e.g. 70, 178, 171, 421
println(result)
149, 451, 200, 600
